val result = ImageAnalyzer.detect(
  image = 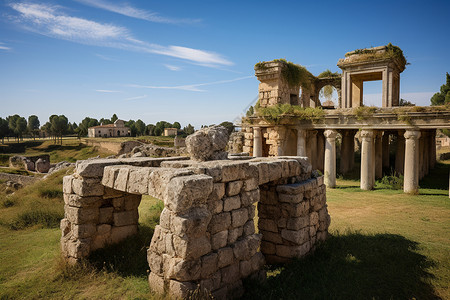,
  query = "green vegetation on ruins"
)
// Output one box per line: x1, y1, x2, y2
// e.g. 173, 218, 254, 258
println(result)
249, 102, 324, 123
344, 43, 408, 67
255, 59, 315, 90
